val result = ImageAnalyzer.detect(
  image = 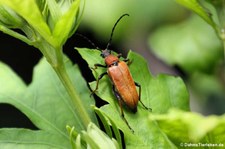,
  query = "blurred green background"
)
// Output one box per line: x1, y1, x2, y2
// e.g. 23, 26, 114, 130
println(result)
78, 0, 225, 115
